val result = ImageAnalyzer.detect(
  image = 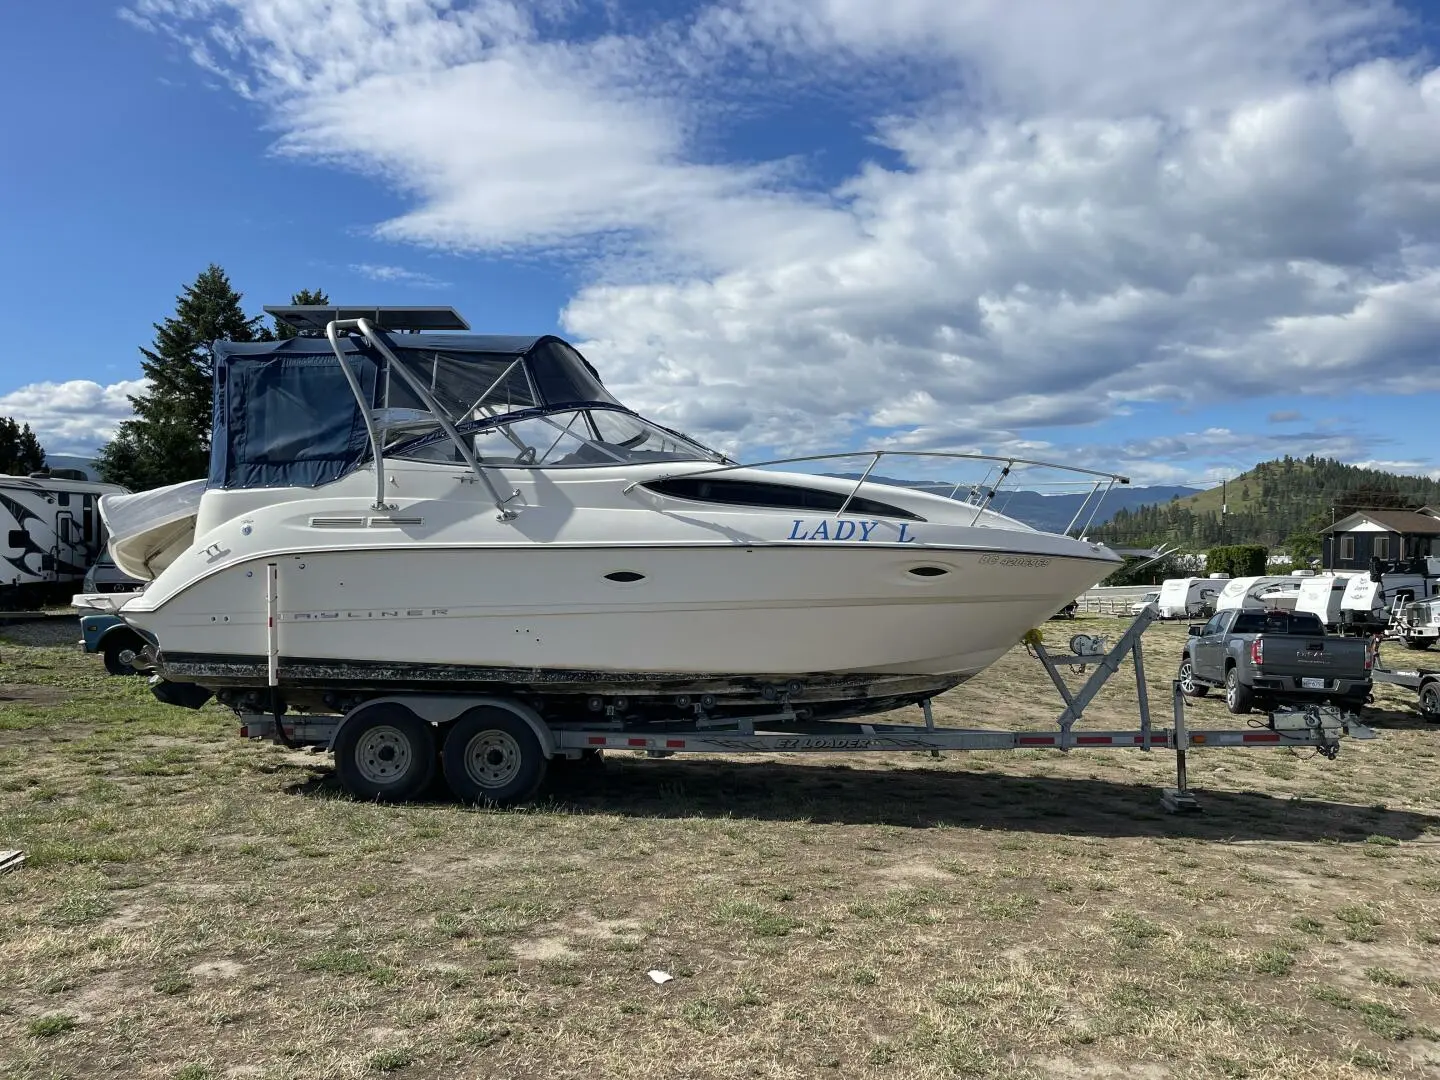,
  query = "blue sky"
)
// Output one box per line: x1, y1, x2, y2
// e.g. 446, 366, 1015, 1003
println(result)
2, 0, 1439, 489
